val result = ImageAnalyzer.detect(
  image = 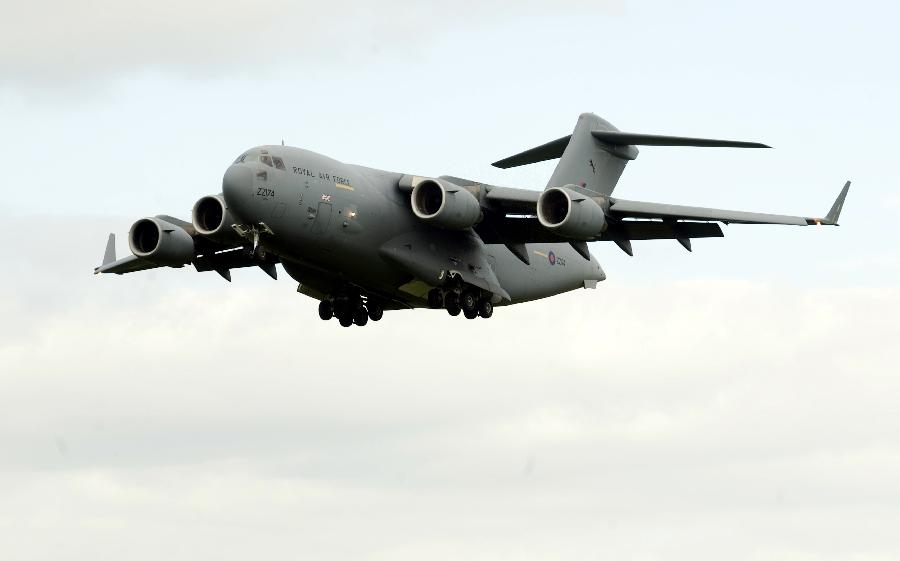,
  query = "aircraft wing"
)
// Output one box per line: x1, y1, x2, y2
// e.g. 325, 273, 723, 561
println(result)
476, 181, 850, 252
93, 233, 159, 274
94, 222, 279, 281
608, 181, 849, 226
